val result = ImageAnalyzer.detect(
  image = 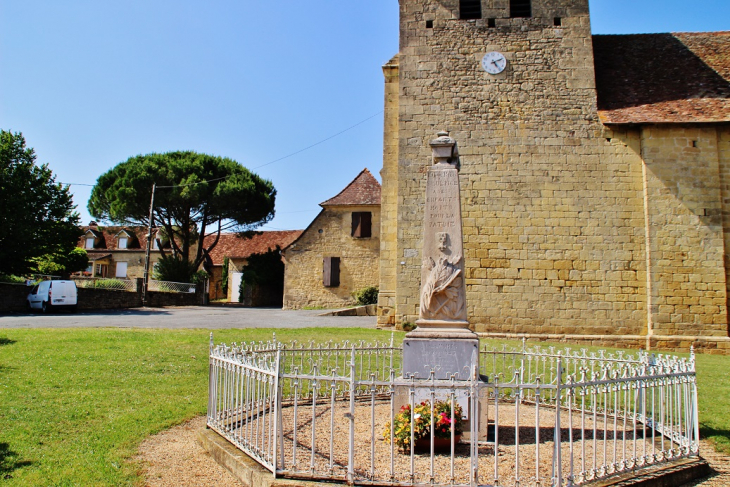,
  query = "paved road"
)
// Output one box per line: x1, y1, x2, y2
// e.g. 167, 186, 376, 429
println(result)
0, 306, 377, 329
